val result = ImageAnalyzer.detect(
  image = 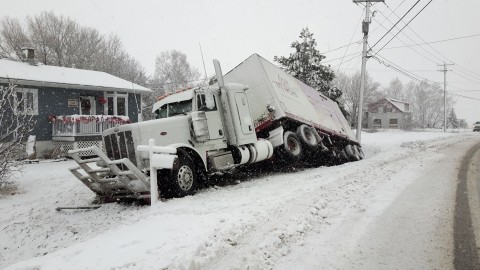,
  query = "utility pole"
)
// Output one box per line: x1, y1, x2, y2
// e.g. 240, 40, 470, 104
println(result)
353, 0, 384, 143
438, 62, 454, 132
